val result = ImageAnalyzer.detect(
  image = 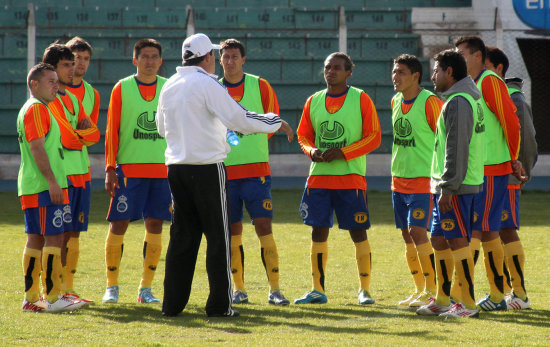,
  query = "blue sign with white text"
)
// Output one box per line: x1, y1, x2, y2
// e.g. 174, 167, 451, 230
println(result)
513, 0, 550, 30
